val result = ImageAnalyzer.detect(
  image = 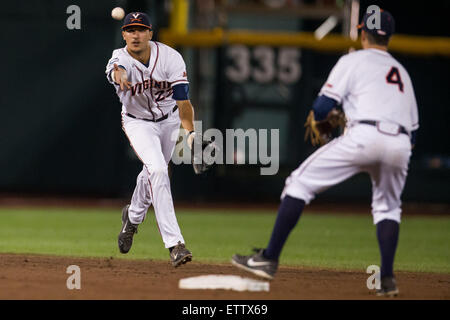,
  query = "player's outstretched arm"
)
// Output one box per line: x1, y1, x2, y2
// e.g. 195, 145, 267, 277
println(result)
177, 100, 195, 135
112, 63, 132, 91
